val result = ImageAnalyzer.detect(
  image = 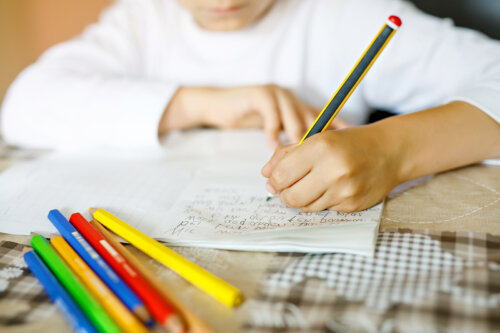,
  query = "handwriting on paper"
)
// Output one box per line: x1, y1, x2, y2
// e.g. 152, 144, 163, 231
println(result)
165, 182, 372, 238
